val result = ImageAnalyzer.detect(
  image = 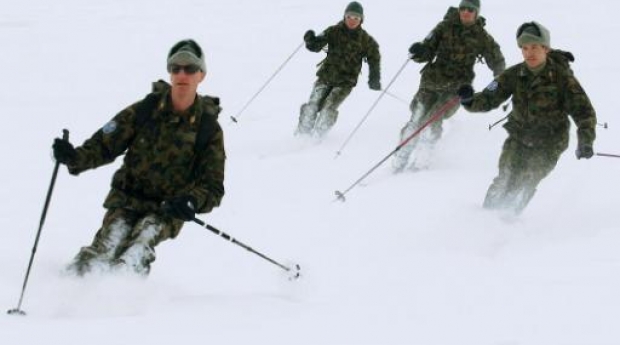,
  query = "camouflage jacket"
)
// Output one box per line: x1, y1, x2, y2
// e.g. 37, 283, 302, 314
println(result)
465, 53, 597, 148
306, 21, 381, 88
66, 89, 226, 214
413, 7, 505, 91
